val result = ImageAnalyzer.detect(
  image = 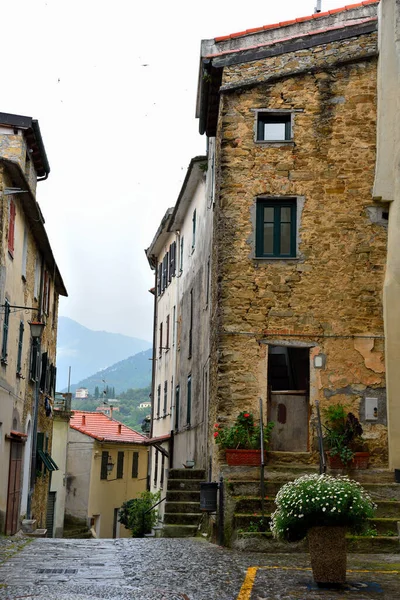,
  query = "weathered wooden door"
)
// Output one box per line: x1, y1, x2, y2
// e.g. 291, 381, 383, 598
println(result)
268, 391, 309, 451
6, 442, 23, 535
